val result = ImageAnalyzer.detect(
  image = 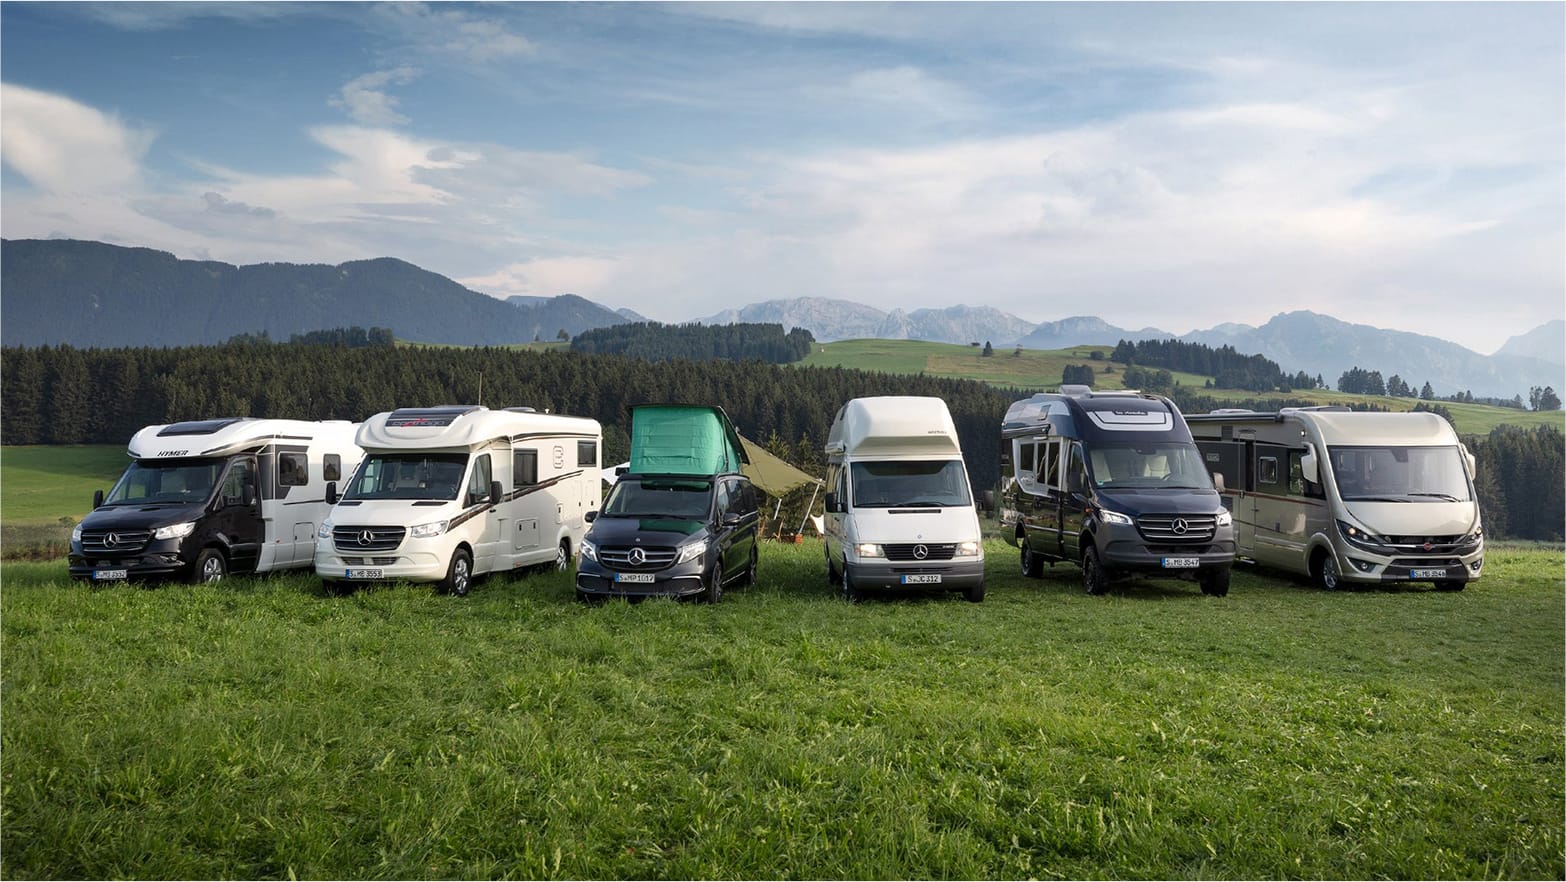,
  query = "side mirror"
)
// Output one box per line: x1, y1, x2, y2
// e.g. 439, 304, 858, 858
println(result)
93, 489, 104, 509
1211, 472, 1226, 493
1300, 443, 1320, 485
982, 489, 996, 512
721, 512, 743, 527
326, 481, 338, 506
490, 480, 505, 507
584, 510, 597, 524
824, 492, 838, 513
